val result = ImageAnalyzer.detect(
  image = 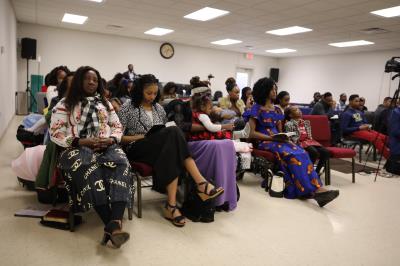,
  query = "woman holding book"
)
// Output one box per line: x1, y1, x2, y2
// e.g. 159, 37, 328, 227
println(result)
245, 77, 339, 207
117, 74, 224, 227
